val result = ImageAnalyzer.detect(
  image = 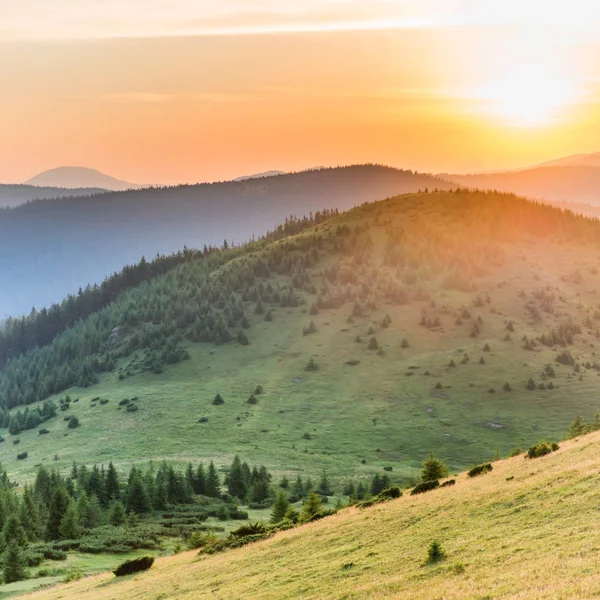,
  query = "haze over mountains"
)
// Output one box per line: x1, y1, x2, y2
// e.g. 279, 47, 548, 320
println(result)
0, 185, 105, 209
0, 165, 450, 317
24, 166, 142, 192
